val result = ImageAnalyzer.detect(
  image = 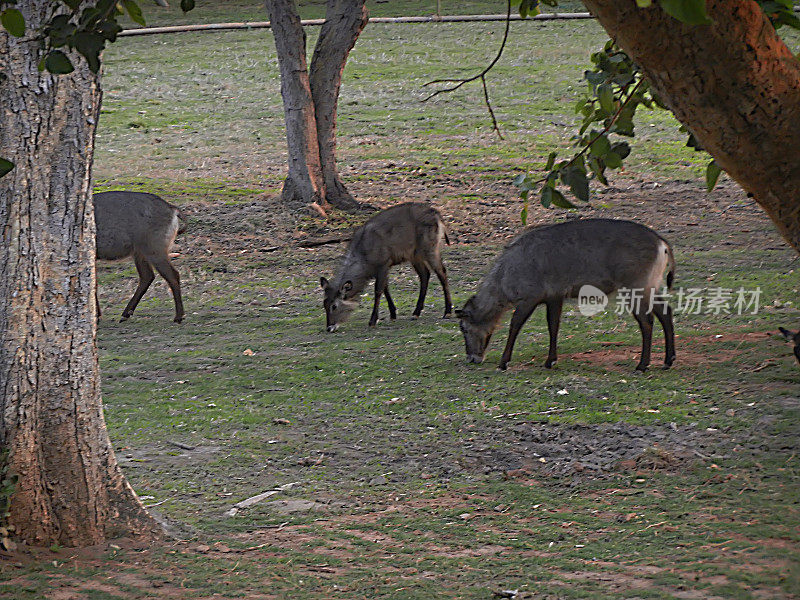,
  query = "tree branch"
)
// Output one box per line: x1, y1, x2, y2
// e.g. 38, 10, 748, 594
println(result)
421, 0, 513, 138
529, 75, 646, 187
